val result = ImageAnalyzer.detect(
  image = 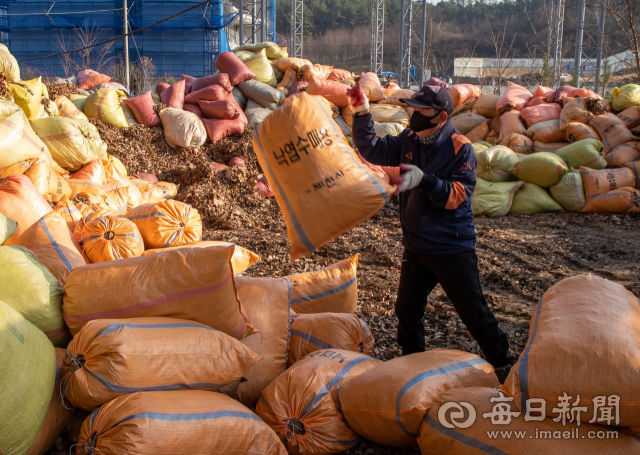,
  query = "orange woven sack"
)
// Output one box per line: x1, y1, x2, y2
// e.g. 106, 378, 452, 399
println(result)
77, 69, 110, 91
526, 120, 565, 143
338, 349, 499, 447
358, 72, 386, 101
566, 122, 600, 142
4, 211, 84, 285
305, 77, 351, 107
617, 105, 640, 129
143, 240, 260, 274
62, 245, 254, 338
55, 96, 88, 120
285, 255, 358, 314
496, 82, 532, 114
447, 84, 481, 106
288, 313, 374, 366
606, 141, 640, 167
327, 68, 352, 81
123, 199, 202, 249
520, 103, 561, 128
0, 174, 52, 239
53, 196, 83, 231
62, 317, 261, 411
498, 111, 526, 140
503, 275, 640, 426
465, 122, 488, 143
67, 179, 106, 202
27, 348, 75, 455
256, 350, 381, 455
233, 276, 291, 407
625, 160, 640, 188
70, 159, 103, 185
580, 167, 637, 200
581, 187, 640, 212
79, 215, 144, 263
418, 387, 640, 455
378, 89, 416, 107
589, 113, 634, 154
25, 159, 72, 203
254, 93, 393, 260
77, 390, 287, 455
500, 133, 533, 154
